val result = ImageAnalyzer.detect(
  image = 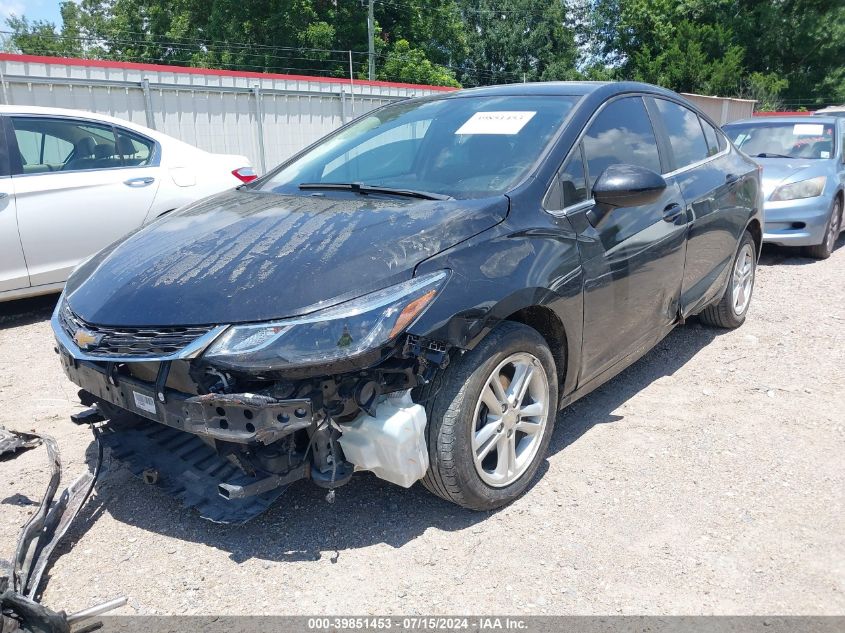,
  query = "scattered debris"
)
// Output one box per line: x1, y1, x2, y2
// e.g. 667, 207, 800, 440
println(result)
0, 429, 41, 460
0, 427, 126, 632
